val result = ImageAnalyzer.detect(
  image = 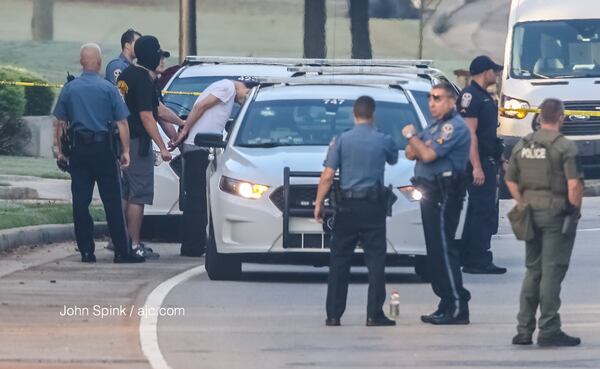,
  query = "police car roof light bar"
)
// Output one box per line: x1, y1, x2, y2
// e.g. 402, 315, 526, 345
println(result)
257, 76, 409, 86
286, 66, 436, 75
185, 56, 433, 67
